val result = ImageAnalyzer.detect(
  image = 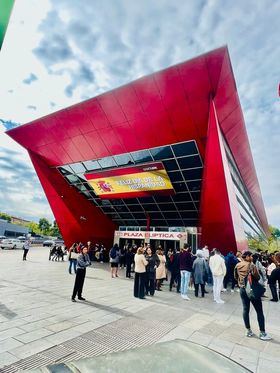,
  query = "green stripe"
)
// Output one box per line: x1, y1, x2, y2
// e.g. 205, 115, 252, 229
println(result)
0, 0, 15, 50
